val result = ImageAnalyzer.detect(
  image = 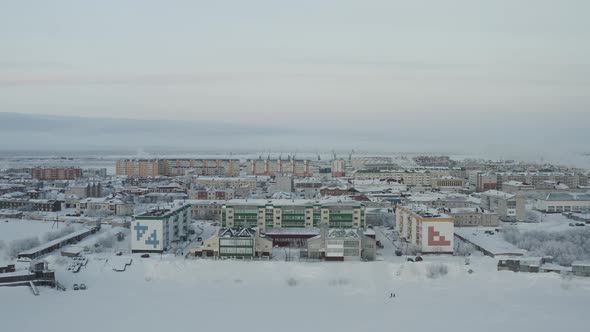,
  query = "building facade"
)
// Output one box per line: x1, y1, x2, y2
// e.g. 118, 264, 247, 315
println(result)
164, 159, 240, 177
31, 167, 81, 180
536, 192, 590, 213
480, 190, 526, 222
116, 159, 162, 177
131, 203, 191, 253
221, 199, 366, 232
396, 205, 454, 254
247, 158, 312, 177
